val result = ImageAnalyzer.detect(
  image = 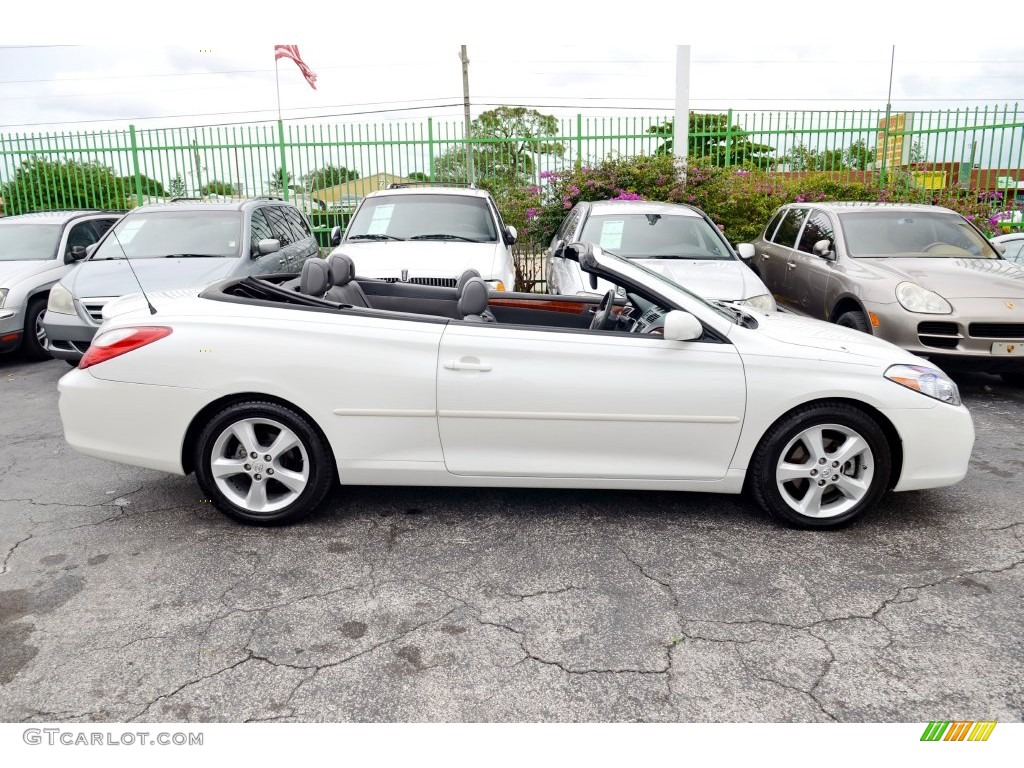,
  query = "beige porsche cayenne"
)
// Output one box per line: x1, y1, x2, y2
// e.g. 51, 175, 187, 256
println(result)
740, 202, 1024, 385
